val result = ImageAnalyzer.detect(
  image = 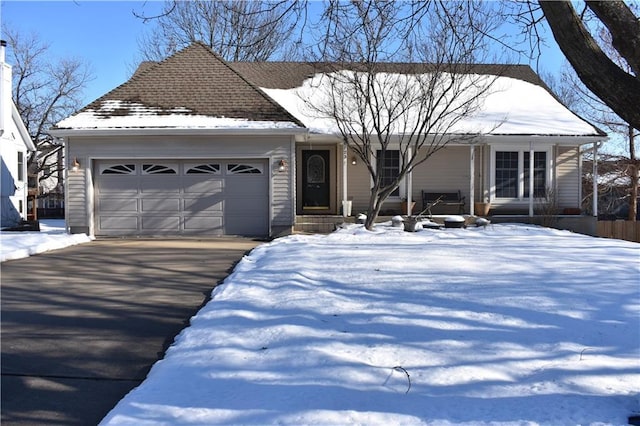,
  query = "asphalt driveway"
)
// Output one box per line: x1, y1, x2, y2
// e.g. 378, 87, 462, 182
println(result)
1, 238, 261, 425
